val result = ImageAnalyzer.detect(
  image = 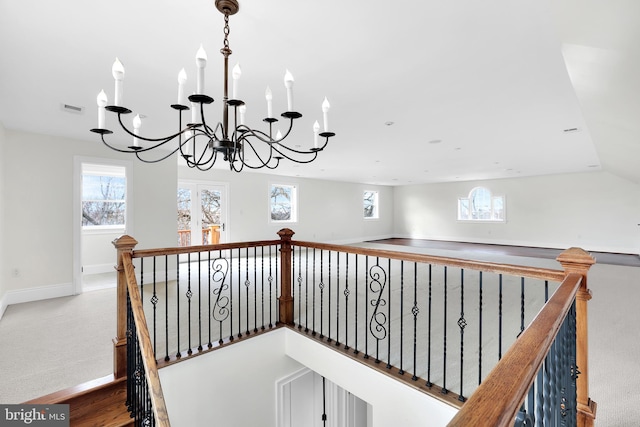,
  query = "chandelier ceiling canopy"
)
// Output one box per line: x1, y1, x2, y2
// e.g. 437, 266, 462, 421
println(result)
90, 0, 335, 172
